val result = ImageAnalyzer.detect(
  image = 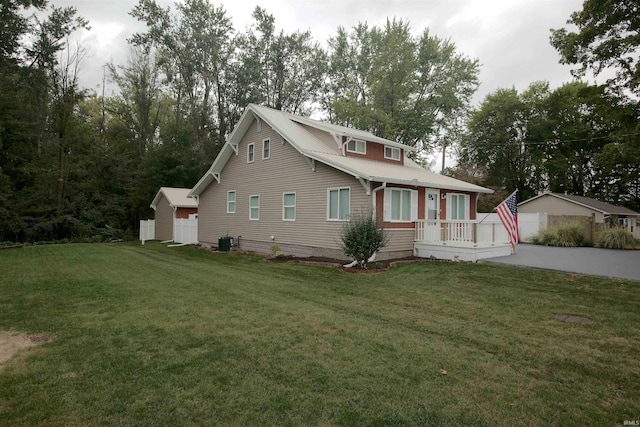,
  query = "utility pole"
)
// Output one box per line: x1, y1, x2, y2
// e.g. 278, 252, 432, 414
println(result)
441, 138, 446, 173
